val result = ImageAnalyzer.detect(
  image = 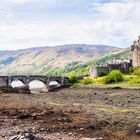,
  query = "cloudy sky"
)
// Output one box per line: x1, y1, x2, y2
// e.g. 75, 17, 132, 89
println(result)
0, 0, 139, 50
